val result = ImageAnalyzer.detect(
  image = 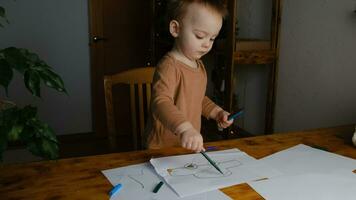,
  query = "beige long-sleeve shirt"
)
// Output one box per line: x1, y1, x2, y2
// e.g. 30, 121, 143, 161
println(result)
145, 54, 221, 149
